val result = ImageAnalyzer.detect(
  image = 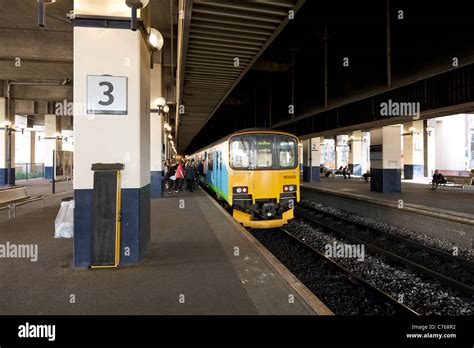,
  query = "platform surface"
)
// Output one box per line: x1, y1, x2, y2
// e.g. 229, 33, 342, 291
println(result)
0, 180, 318, 315
302, 178, 474, 217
